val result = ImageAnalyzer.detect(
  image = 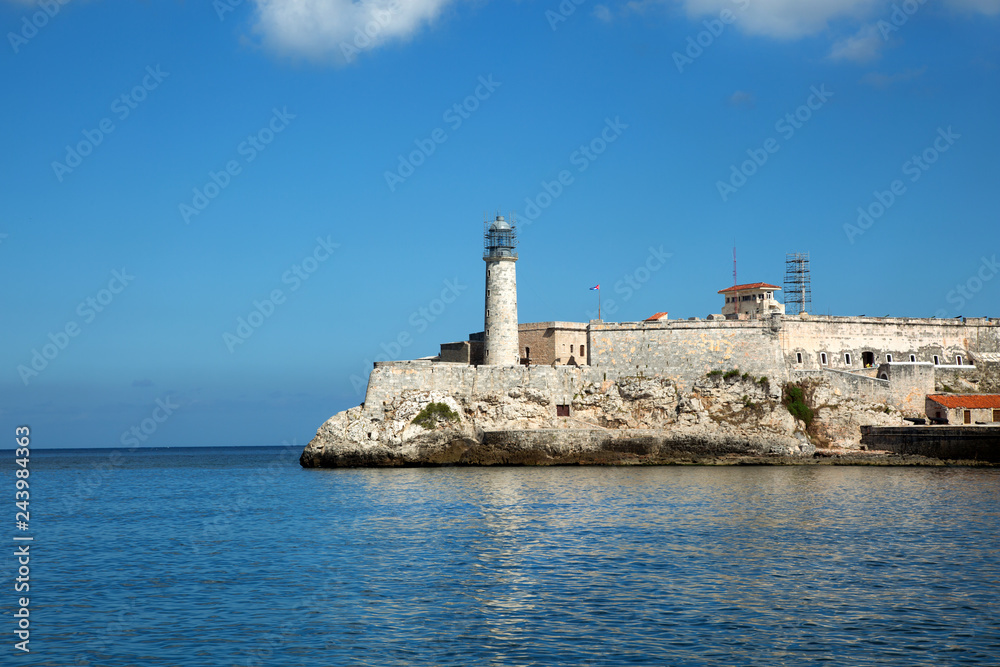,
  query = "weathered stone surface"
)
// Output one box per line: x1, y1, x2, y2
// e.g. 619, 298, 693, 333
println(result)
299, 373, 912, 468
